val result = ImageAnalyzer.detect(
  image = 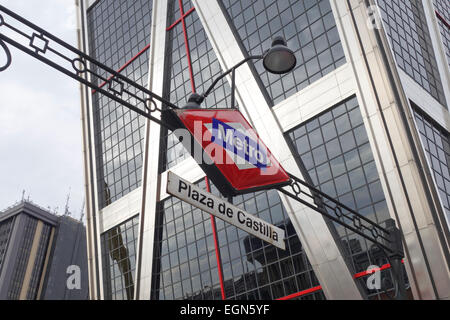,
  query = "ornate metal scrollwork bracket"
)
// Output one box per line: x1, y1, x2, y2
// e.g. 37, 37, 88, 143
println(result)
278, 173, 408, 299
0, 5, 177, 131
0, 37, 12, 72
